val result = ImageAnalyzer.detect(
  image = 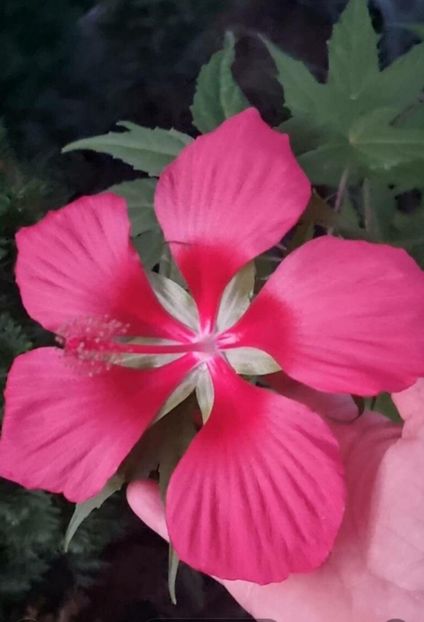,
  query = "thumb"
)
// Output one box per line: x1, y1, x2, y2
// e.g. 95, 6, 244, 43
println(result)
127, 480, 169, 541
